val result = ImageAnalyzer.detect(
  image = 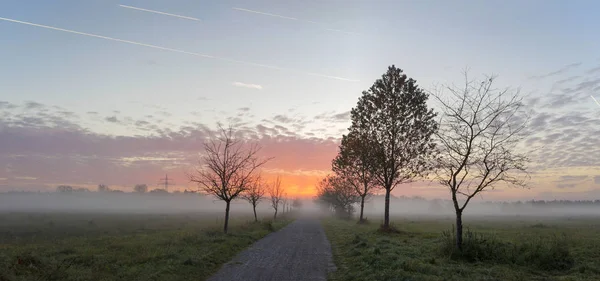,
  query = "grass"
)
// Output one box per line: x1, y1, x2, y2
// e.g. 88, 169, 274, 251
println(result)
323, 216, 600, 281
0, 211, 292, 281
